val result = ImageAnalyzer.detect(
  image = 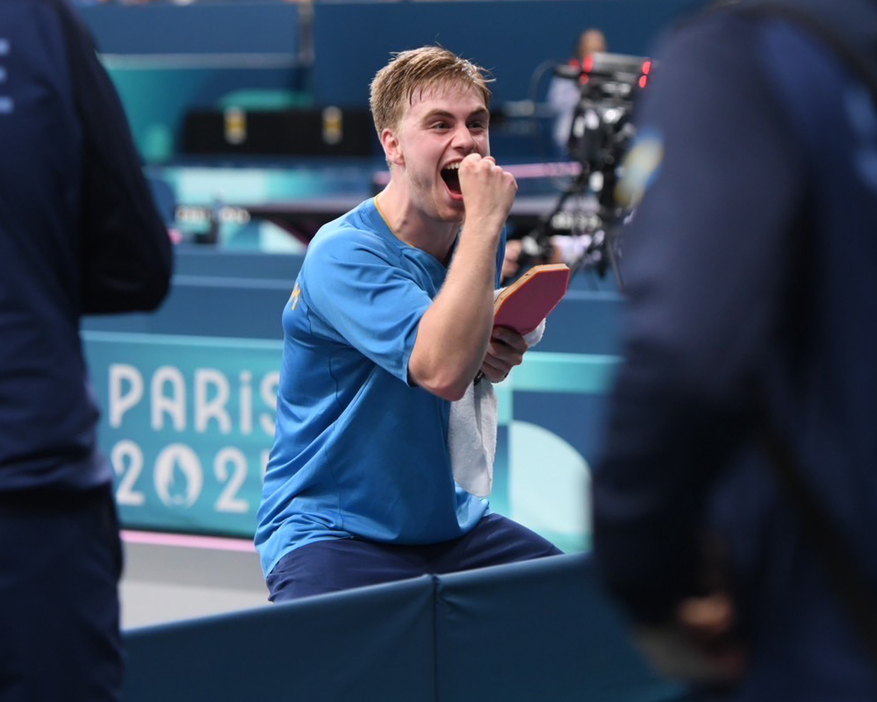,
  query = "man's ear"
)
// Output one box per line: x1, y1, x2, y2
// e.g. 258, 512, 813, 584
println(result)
381, 128, 404, 167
